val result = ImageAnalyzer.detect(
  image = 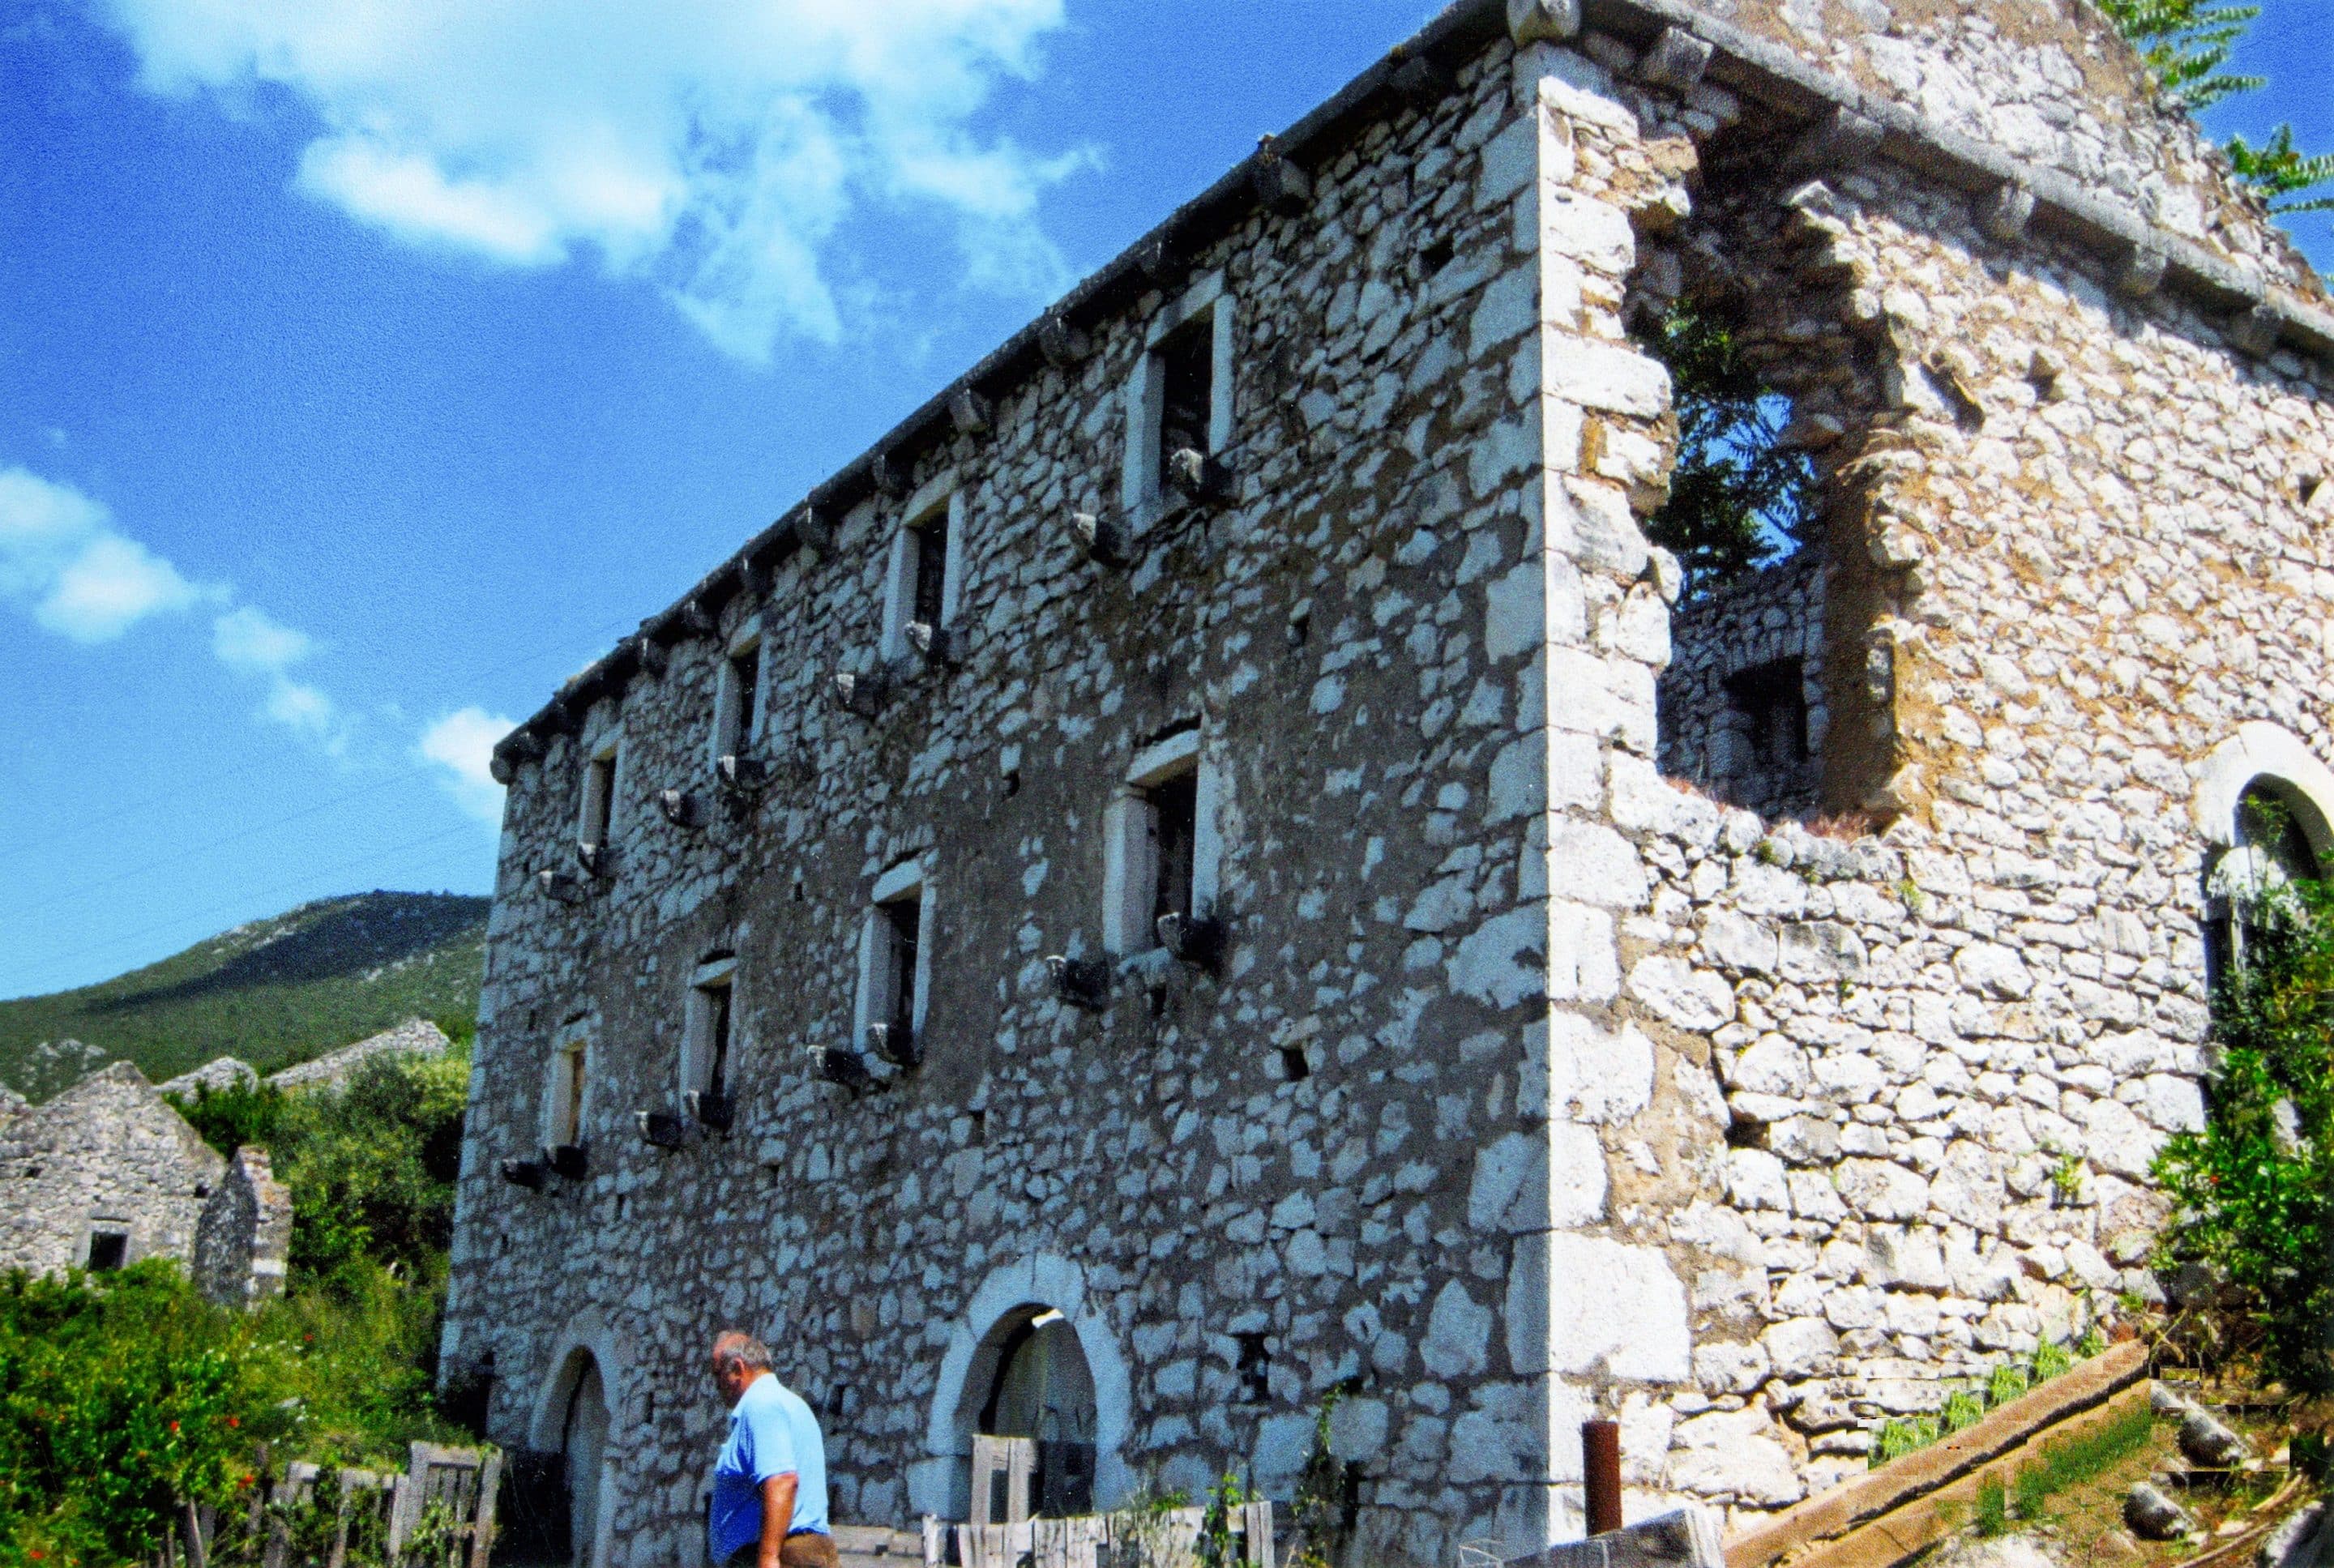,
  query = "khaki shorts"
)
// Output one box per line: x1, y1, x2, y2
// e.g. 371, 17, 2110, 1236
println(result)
726, 1532, 840, 1568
